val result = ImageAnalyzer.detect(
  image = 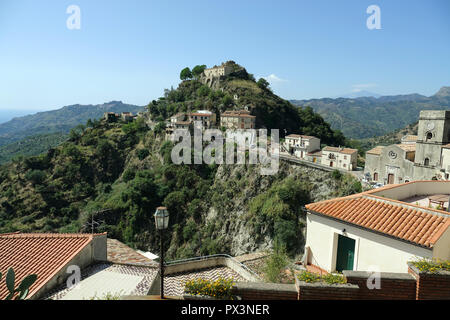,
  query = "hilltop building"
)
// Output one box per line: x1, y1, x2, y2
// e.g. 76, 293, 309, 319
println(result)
283, 134, 321, 160
321, 146, 358, 171
304, 181, 450, 273
365, 110, 450, 184
220, 110, 256, 130
189, 110, 216, 130
203, 63, 234, 79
